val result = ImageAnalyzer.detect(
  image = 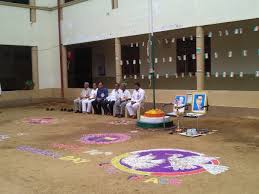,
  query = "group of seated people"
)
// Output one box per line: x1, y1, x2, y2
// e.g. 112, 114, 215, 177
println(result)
74, 81, 145, 119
